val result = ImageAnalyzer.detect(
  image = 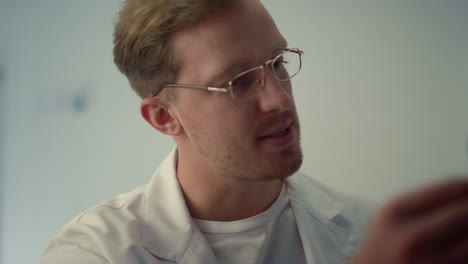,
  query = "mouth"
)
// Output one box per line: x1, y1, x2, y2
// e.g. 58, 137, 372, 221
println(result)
258, 124, 291, 139
257, 121, 295, 148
